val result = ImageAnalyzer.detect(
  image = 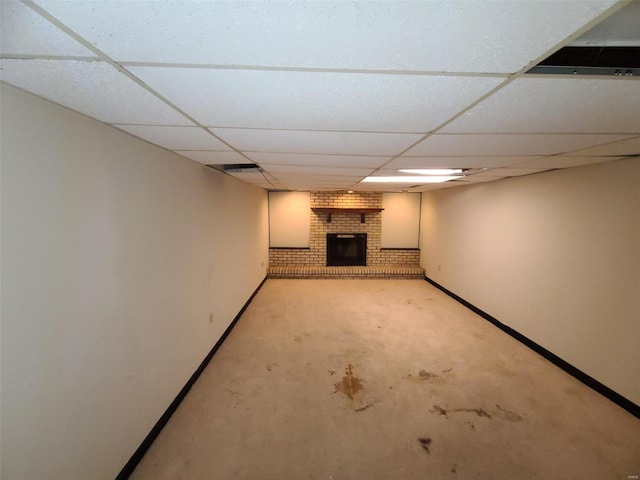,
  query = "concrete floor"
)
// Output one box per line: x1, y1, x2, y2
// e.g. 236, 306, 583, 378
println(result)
130, 279, 640, 480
